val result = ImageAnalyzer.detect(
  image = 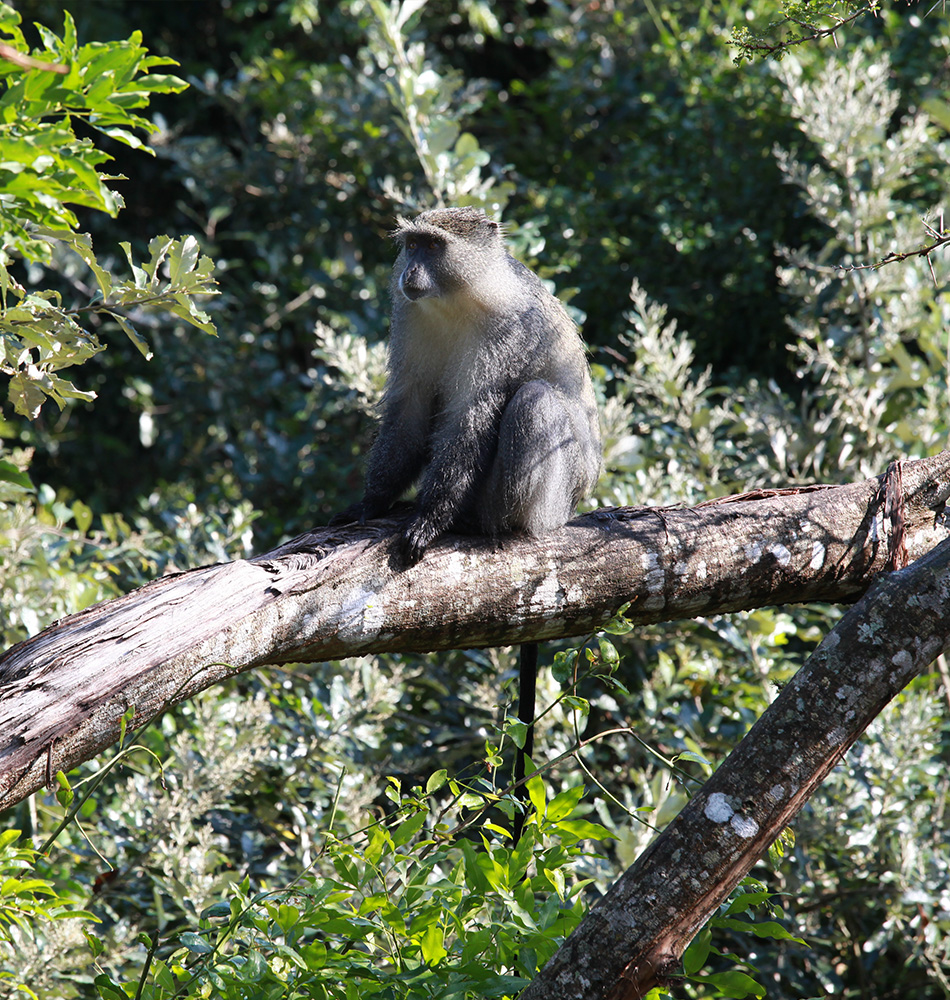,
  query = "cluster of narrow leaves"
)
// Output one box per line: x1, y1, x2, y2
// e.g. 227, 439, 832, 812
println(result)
82, 774, 604, 1000
3, 232, 216, 420
0, 829, 97, 998
0, 3, 216, 422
